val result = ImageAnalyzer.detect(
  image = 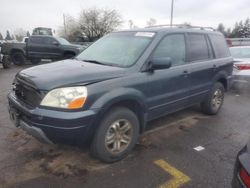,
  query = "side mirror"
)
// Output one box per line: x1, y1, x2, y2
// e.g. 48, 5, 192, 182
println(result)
150, 57, 172, 70
52, 41, 59, 46
24, 38, 28, 43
